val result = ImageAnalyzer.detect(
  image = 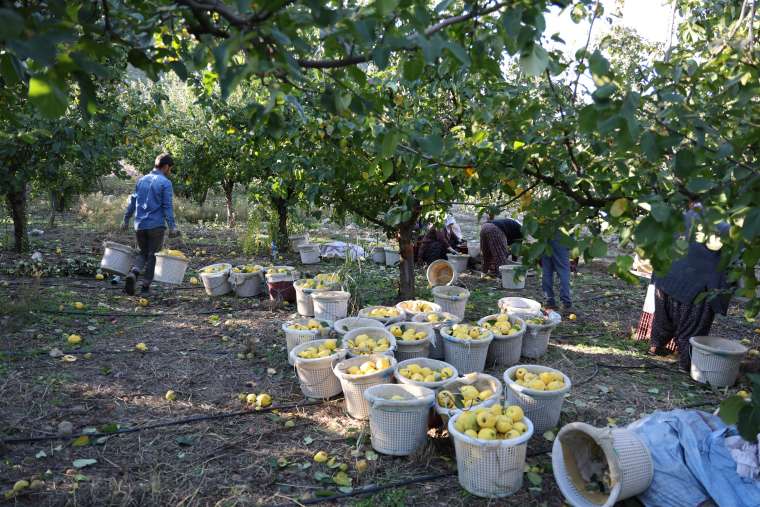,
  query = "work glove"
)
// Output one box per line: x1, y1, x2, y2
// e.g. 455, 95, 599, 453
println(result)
169, 228, 181, 238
